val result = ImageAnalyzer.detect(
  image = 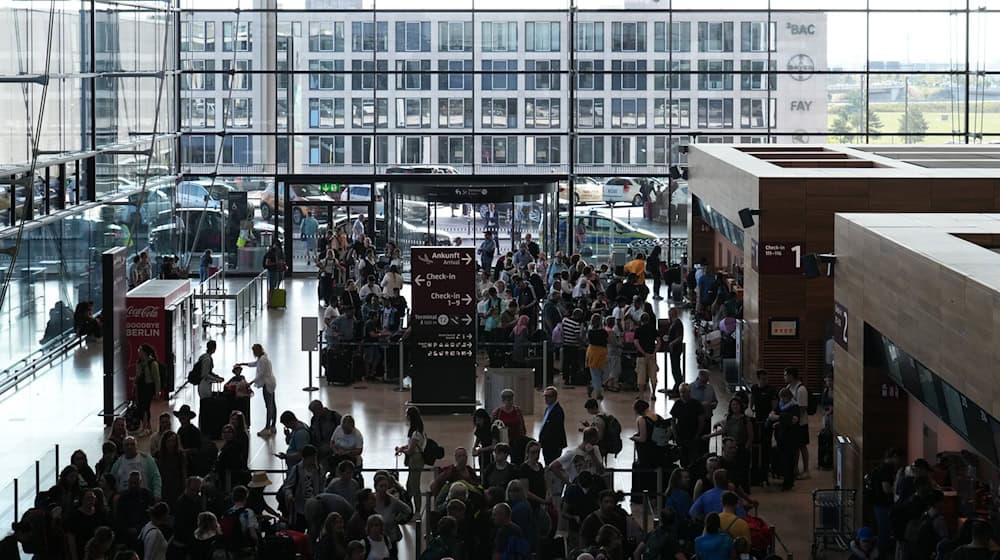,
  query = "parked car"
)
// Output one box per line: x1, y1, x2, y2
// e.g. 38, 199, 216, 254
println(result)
149, 208, 282, 256
156, 180, 223, 210
259, 183, 333, 224
602, 177, 646, 207
557, 211, 657, 257
385, 165, 459, 174
340, 184, 385, 217
559, 176, 603, 206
